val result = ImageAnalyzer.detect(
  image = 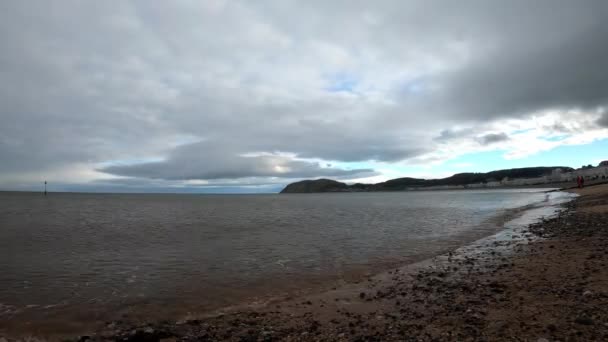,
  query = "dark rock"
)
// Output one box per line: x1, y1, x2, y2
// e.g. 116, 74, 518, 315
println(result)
574, 317, 594, 325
